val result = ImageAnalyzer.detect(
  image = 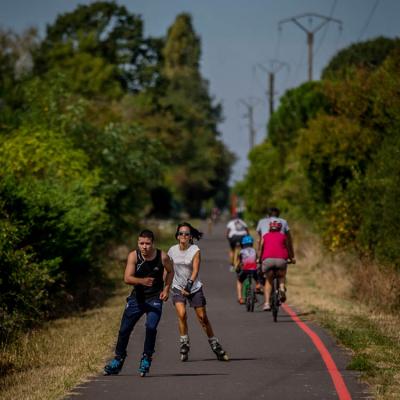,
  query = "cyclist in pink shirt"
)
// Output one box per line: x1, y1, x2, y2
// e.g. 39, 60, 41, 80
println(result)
259, 219, 295, 311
